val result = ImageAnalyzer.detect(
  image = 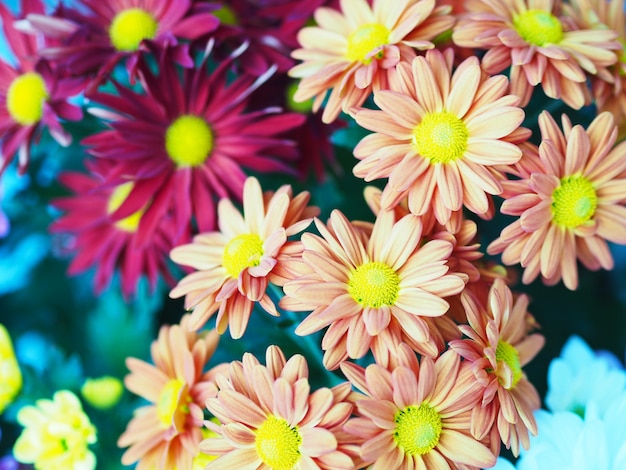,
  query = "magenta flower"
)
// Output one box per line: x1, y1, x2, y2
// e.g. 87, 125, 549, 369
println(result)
82, 43, 305, 240
50, 159, 180, 298
26, 0, 219, 82
0, 0, 83, 175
